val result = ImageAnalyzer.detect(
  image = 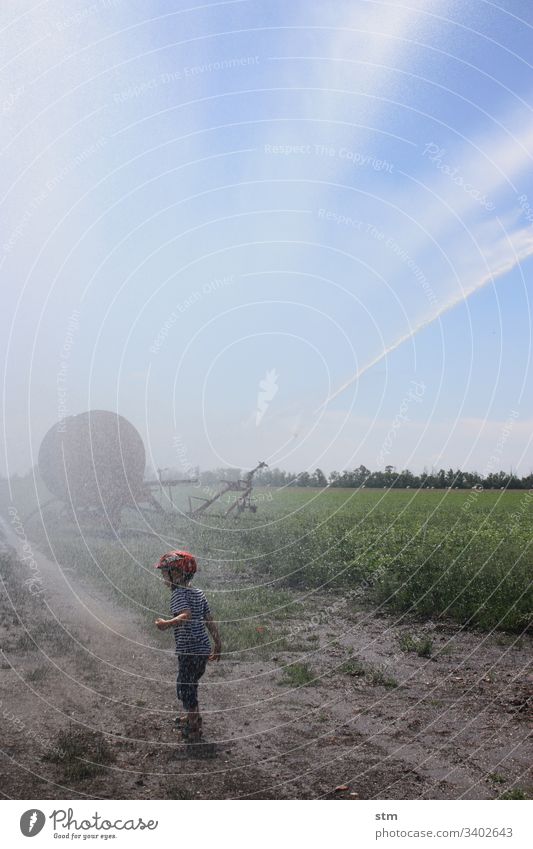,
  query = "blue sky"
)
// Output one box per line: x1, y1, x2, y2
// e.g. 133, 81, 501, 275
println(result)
2, 0, 533, 475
